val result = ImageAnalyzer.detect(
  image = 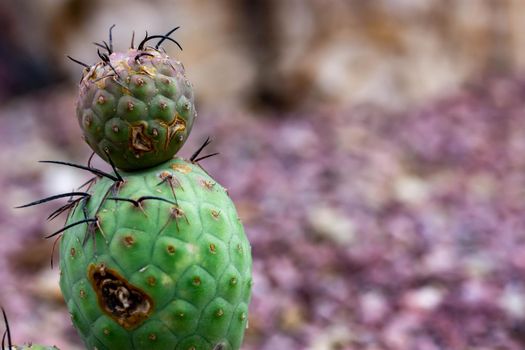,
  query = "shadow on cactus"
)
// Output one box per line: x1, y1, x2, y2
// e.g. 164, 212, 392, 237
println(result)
15, 25, 253, 350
